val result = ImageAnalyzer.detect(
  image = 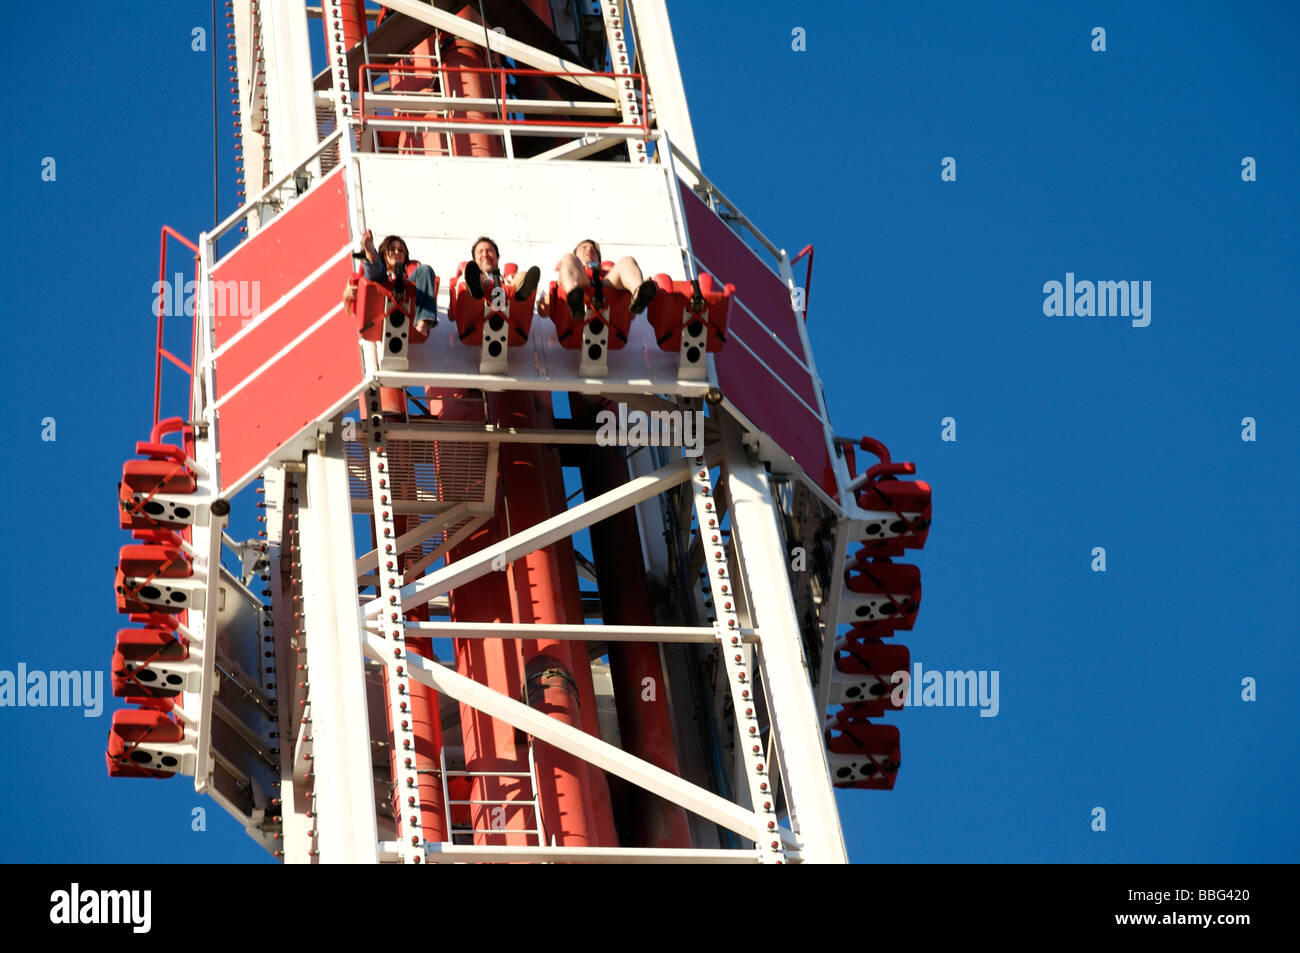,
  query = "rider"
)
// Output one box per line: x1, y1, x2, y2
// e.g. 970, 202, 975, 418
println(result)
461, 236, 542, 306
354, 230, 439, 334
538, 239, 657, 318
